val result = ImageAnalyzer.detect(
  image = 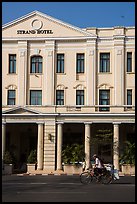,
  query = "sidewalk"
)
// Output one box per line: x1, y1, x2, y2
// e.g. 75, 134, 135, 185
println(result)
16, 170, 135, 176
